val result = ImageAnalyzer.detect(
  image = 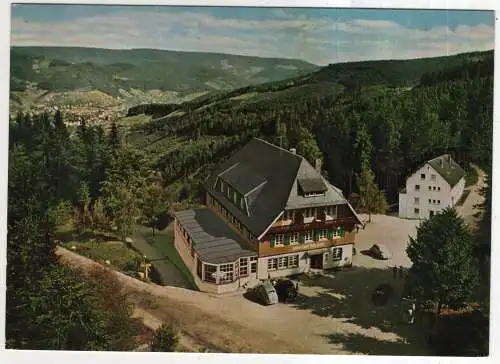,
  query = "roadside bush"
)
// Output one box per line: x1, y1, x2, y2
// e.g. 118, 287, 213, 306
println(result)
150, 323, 179, 352
48, 200, 75, 229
